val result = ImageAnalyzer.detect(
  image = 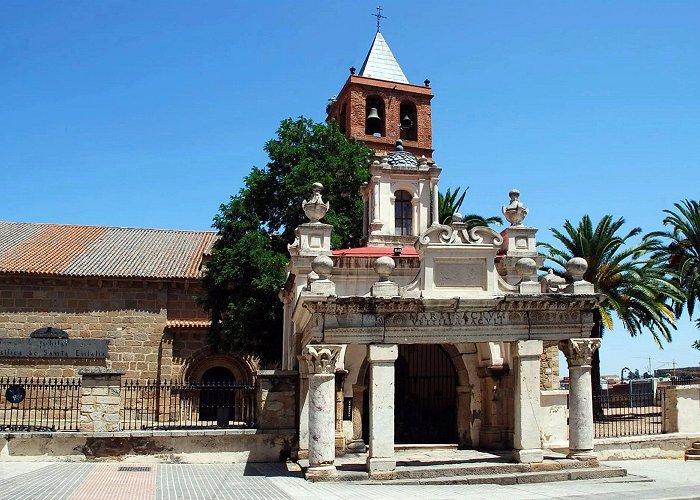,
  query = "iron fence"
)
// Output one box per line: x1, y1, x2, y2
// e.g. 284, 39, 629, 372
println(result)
592, 390, 663, 438
670, 377, 700, 386
121, 380, 256, 430
0, 377, 81, 431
